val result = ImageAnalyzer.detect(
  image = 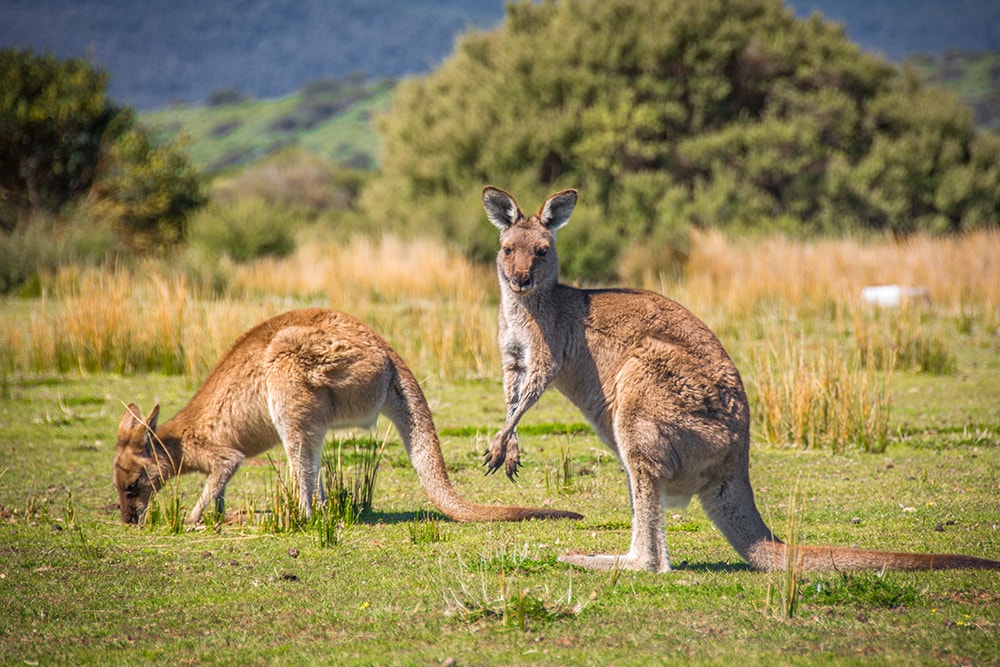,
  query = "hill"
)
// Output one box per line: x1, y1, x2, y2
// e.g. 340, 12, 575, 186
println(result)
142, 77, 393, 173
2, 1, 999, 110
140, 52, 1000, 178
0, 0, 507, 110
